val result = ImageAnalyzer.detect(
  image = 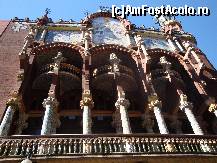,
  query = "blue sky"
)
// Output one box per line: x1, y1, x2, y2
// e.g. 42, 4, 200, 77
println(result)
0, 0, 216, 68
